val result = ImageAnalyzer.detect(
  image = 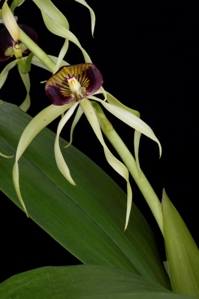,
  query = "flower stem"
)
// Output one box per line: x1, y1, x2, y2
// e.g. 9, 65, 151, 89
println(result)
94, 103, 164, 235
19, 28, 56, 73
